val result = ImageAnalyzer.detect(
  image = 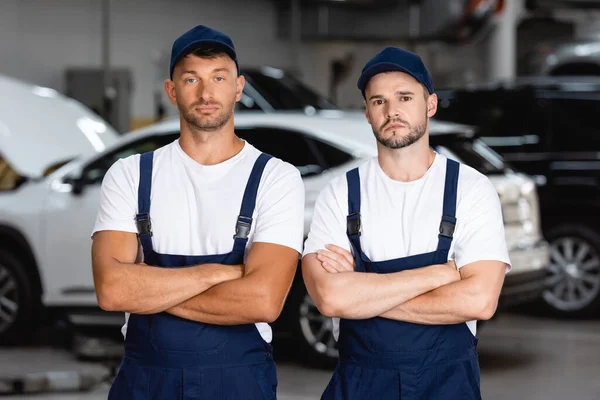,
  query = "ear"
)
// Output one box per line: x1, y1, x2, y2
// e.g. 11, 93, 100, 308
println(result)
364, 100, 372, 125
235, 74, 245, 102
427, 93, 438, 118
164, 79, 177, 106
